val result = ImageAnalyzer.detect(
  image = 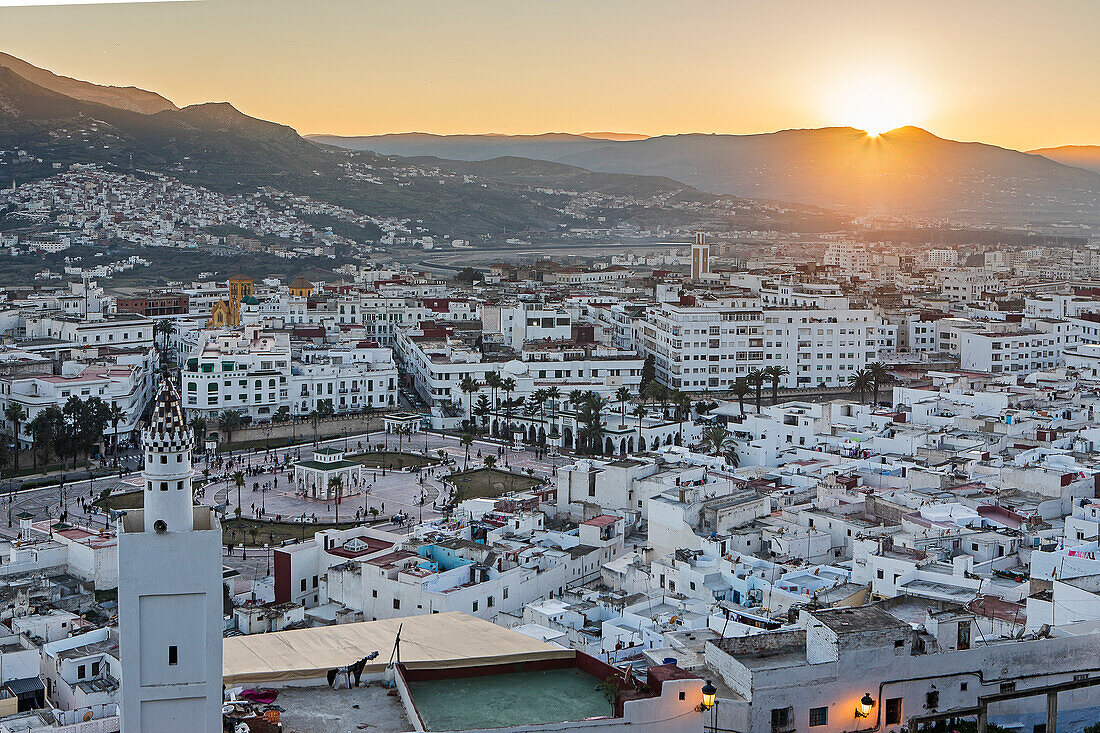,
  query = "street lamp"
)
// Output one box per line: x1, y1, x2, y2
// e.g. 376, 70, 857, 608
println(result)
856, 693, 875, 719
700, 680, 717, 710
696, 679, 718, 733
